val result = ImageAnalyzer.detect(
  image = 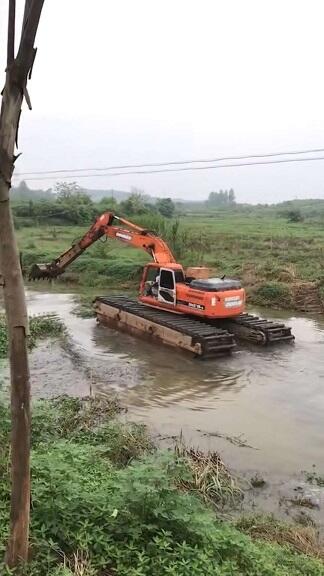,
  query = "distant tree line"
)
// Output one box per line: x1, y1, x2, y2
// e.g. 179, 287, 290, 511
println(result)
12, 182, 176, 226
11, 180, 53, 201
206, 189, 235, 206
13, 181, 324, 226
